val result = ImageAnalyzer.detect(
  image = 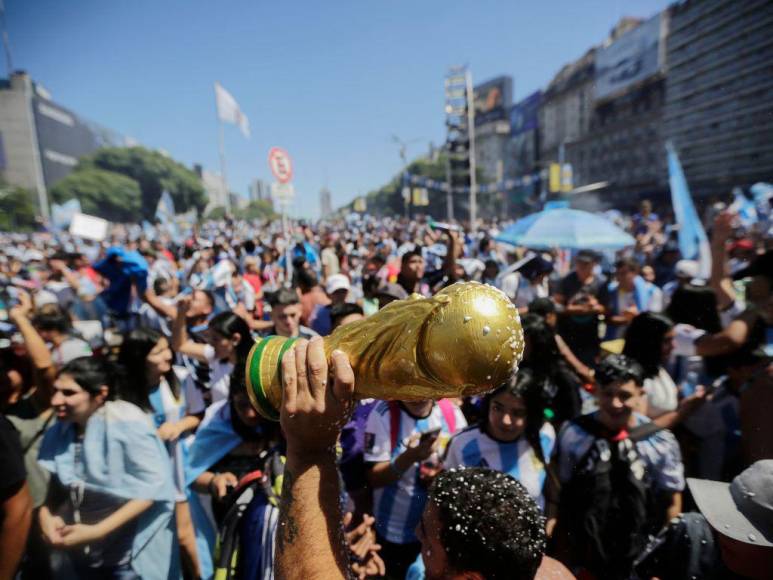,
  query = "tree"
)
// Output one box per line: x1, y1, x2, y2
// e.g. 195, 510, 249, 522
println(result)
78, 146, 206, 218
0, 181, 38, 231
239, 200, 277, 220
50, 168, 142, 222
